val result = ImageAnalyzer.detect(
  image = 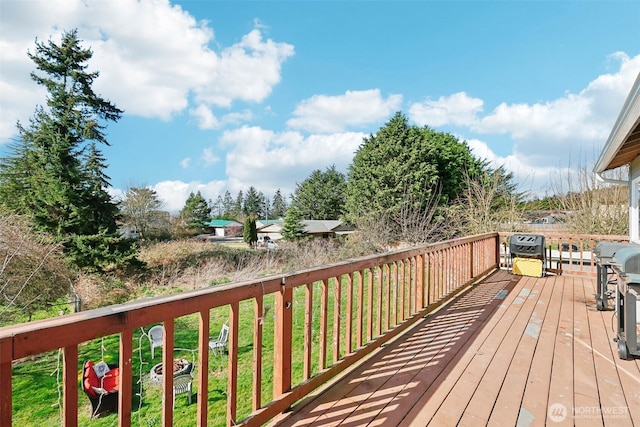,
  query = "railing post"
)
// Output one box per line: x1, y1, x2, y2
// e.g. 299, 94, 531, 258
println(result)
198, 309, 210, 426
274, 280, 293, 397
0, 337, 11, 427
62, 346, 78, 427
162, 319, 174, 427
119, 329, 133, 427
